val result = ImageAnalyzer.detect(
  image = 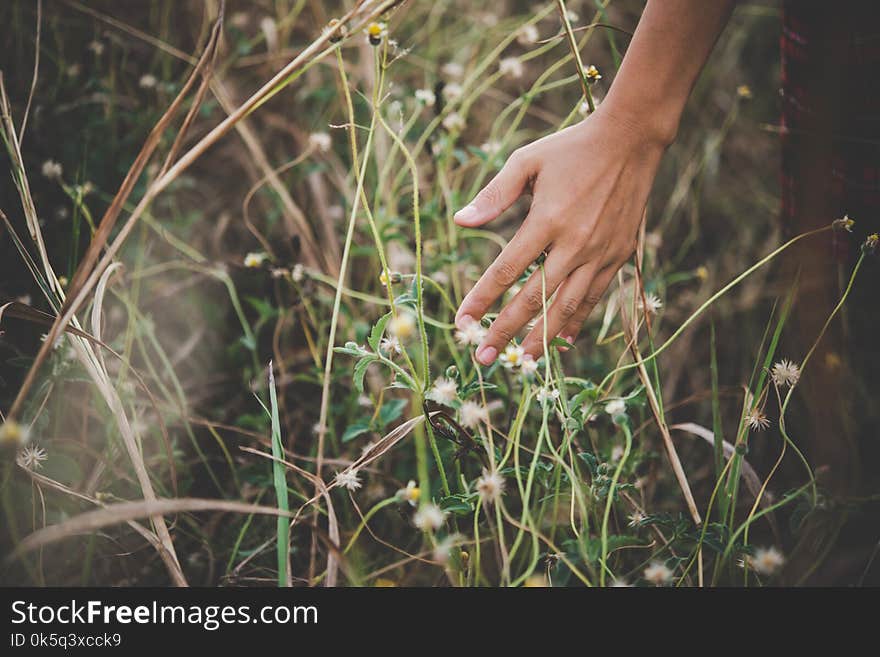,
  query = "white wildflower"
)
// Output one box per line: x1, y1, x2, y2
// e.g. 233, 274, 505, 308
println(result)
627, 511, 645, 527
432, 533, 462, 564
379, 336, 403, 355
498, 344, 526, 369
747, 546, 785, 576
243, 252, 267, 268
455, 320, 486, 346
41, 160, 63, 180
771, 359, 801, 388
520, 355, 539, 378
442, 112, 465, 131
387, 312, 416, 341
605, 399, 626, 416
480, 141, 502, 157
334, 469, 362, 492
309, 132, 332, 153
536, 387, 560, 406
291, 263, 305, 282
499, 57, 524, 79
441, 62, 464, 79
643, 561, 674, 586
476, 469, 505, 505
516, 24, 539, 45
16, 445, 47, 471
639, 293, 663, 315
746, 407, 770, 431
442, 82, 463, 101
396, 480, 420, 507
415, 88, 436, 106
413, 503, 447, 531
139, 74, 157, 89
87, 40, 104, 56
427, 377, 458, 407
459, 400, 489, 429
